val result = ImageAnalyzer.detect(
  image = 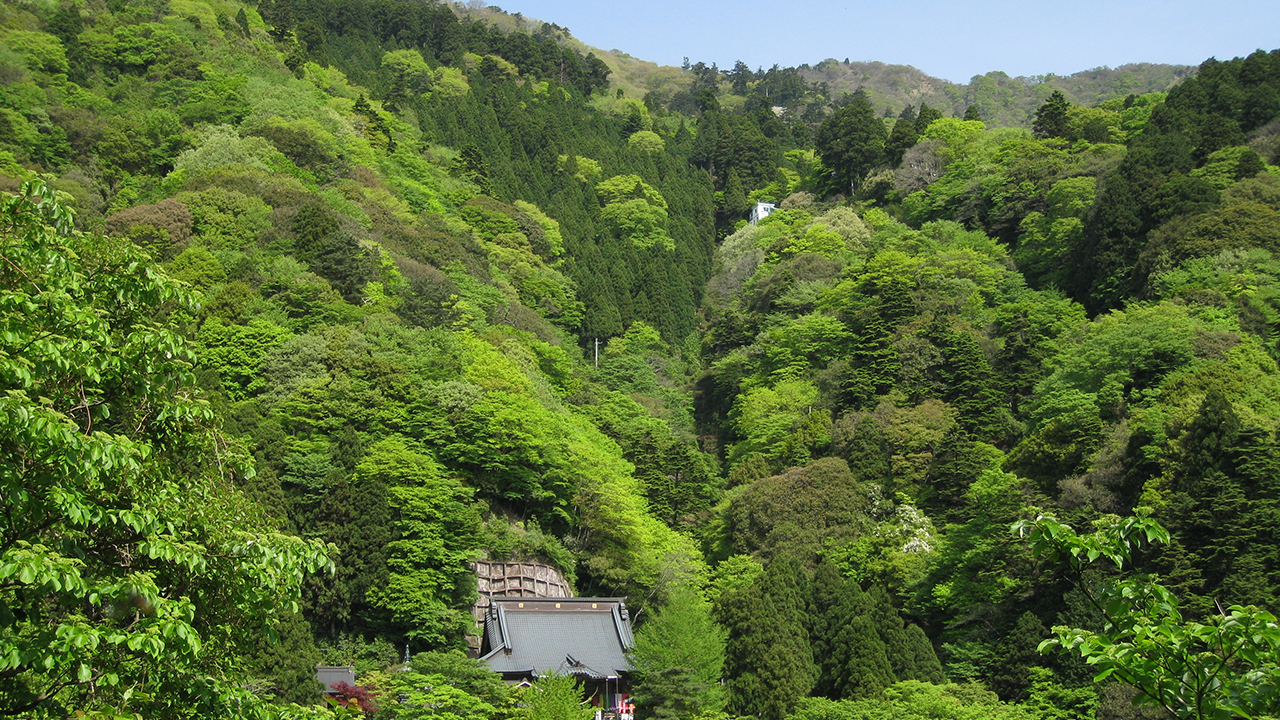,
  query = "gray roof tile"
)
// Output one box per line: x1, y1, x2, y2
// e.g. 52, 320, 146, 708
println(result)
481, 599, 632, 679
